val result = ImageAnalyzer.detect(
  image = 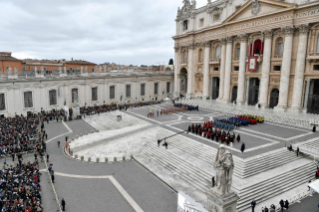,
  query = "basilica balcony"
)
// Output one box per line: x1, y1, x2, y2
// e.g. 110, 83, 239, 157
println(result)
245, 55, 263, 63
210, 59, 220, 65
307, 52, 319, 62
271, 55, 283, 62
